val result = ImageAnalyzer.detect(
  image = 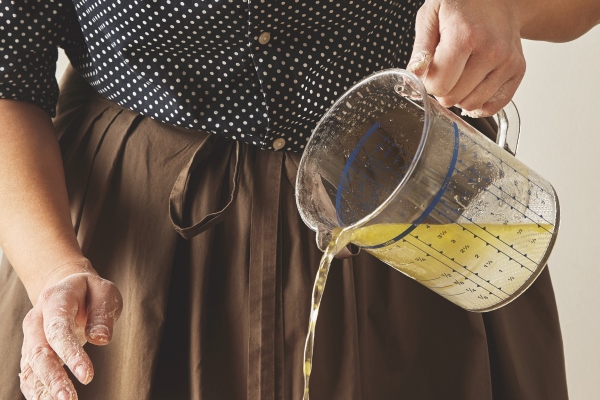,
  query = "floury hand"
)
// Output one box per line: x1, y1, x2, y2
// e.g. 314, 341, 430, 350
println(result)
19, 264, 122, 400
